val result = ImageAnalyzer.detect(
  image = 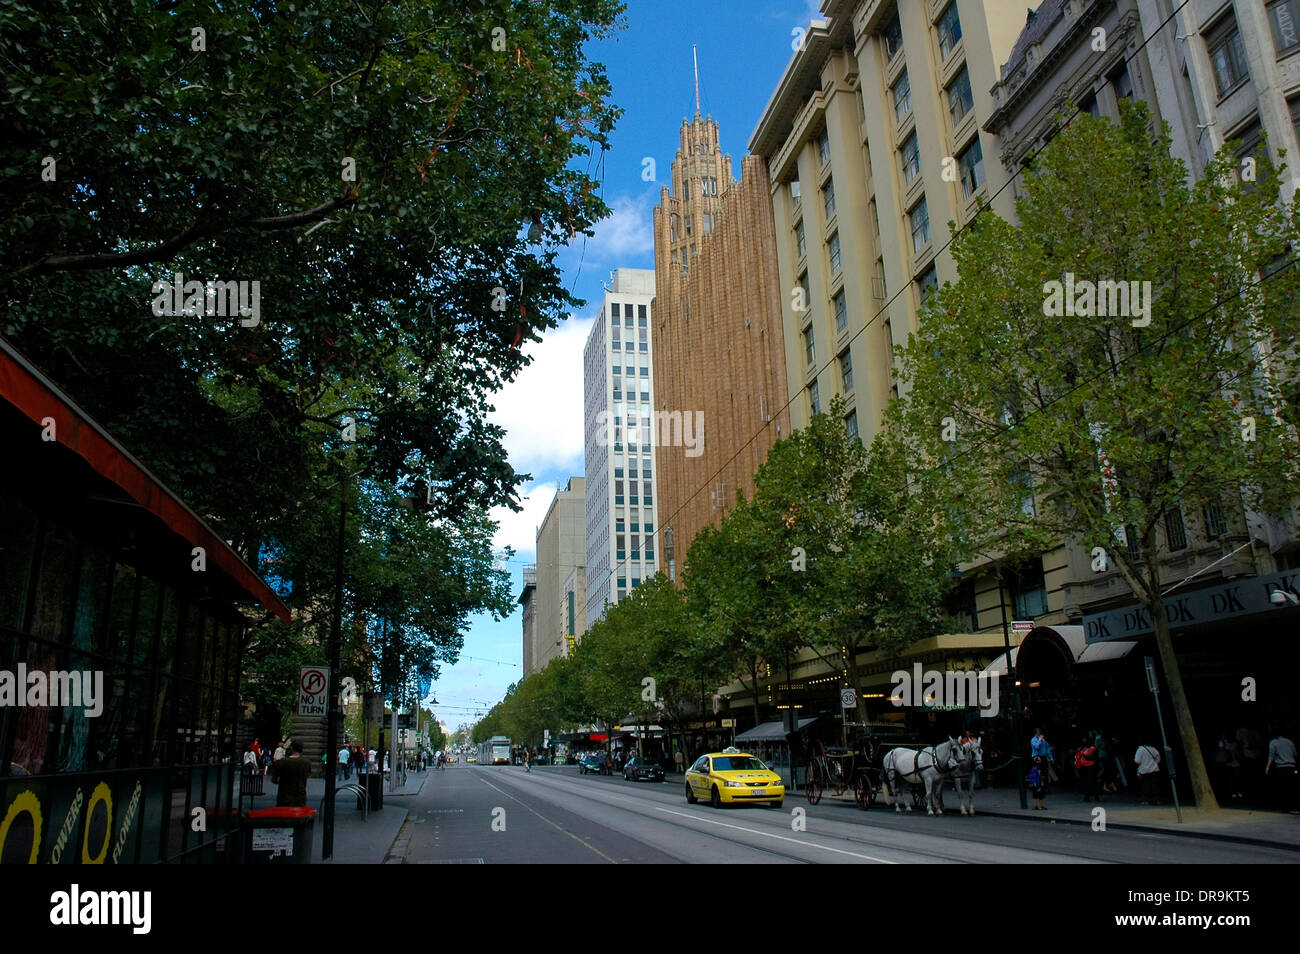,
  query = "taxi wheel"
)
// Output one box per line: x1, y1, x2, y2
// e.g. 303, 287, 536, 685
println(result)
710, 786, 722, 809
771, 800, 784, 808
685, 782, 697, 804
